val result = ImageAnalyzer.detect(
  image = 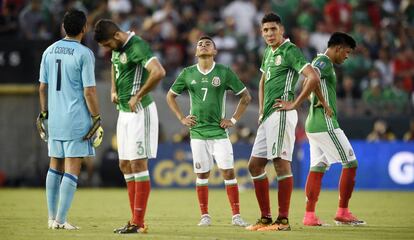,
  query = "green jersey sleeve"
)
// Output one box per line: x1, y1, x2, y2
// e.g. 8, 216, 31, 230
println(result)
170, 69, 187, 95
225, 67, 246, 95
285, 45, 309, 73
312, 57, 331, 78
130, 39, 155, 67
